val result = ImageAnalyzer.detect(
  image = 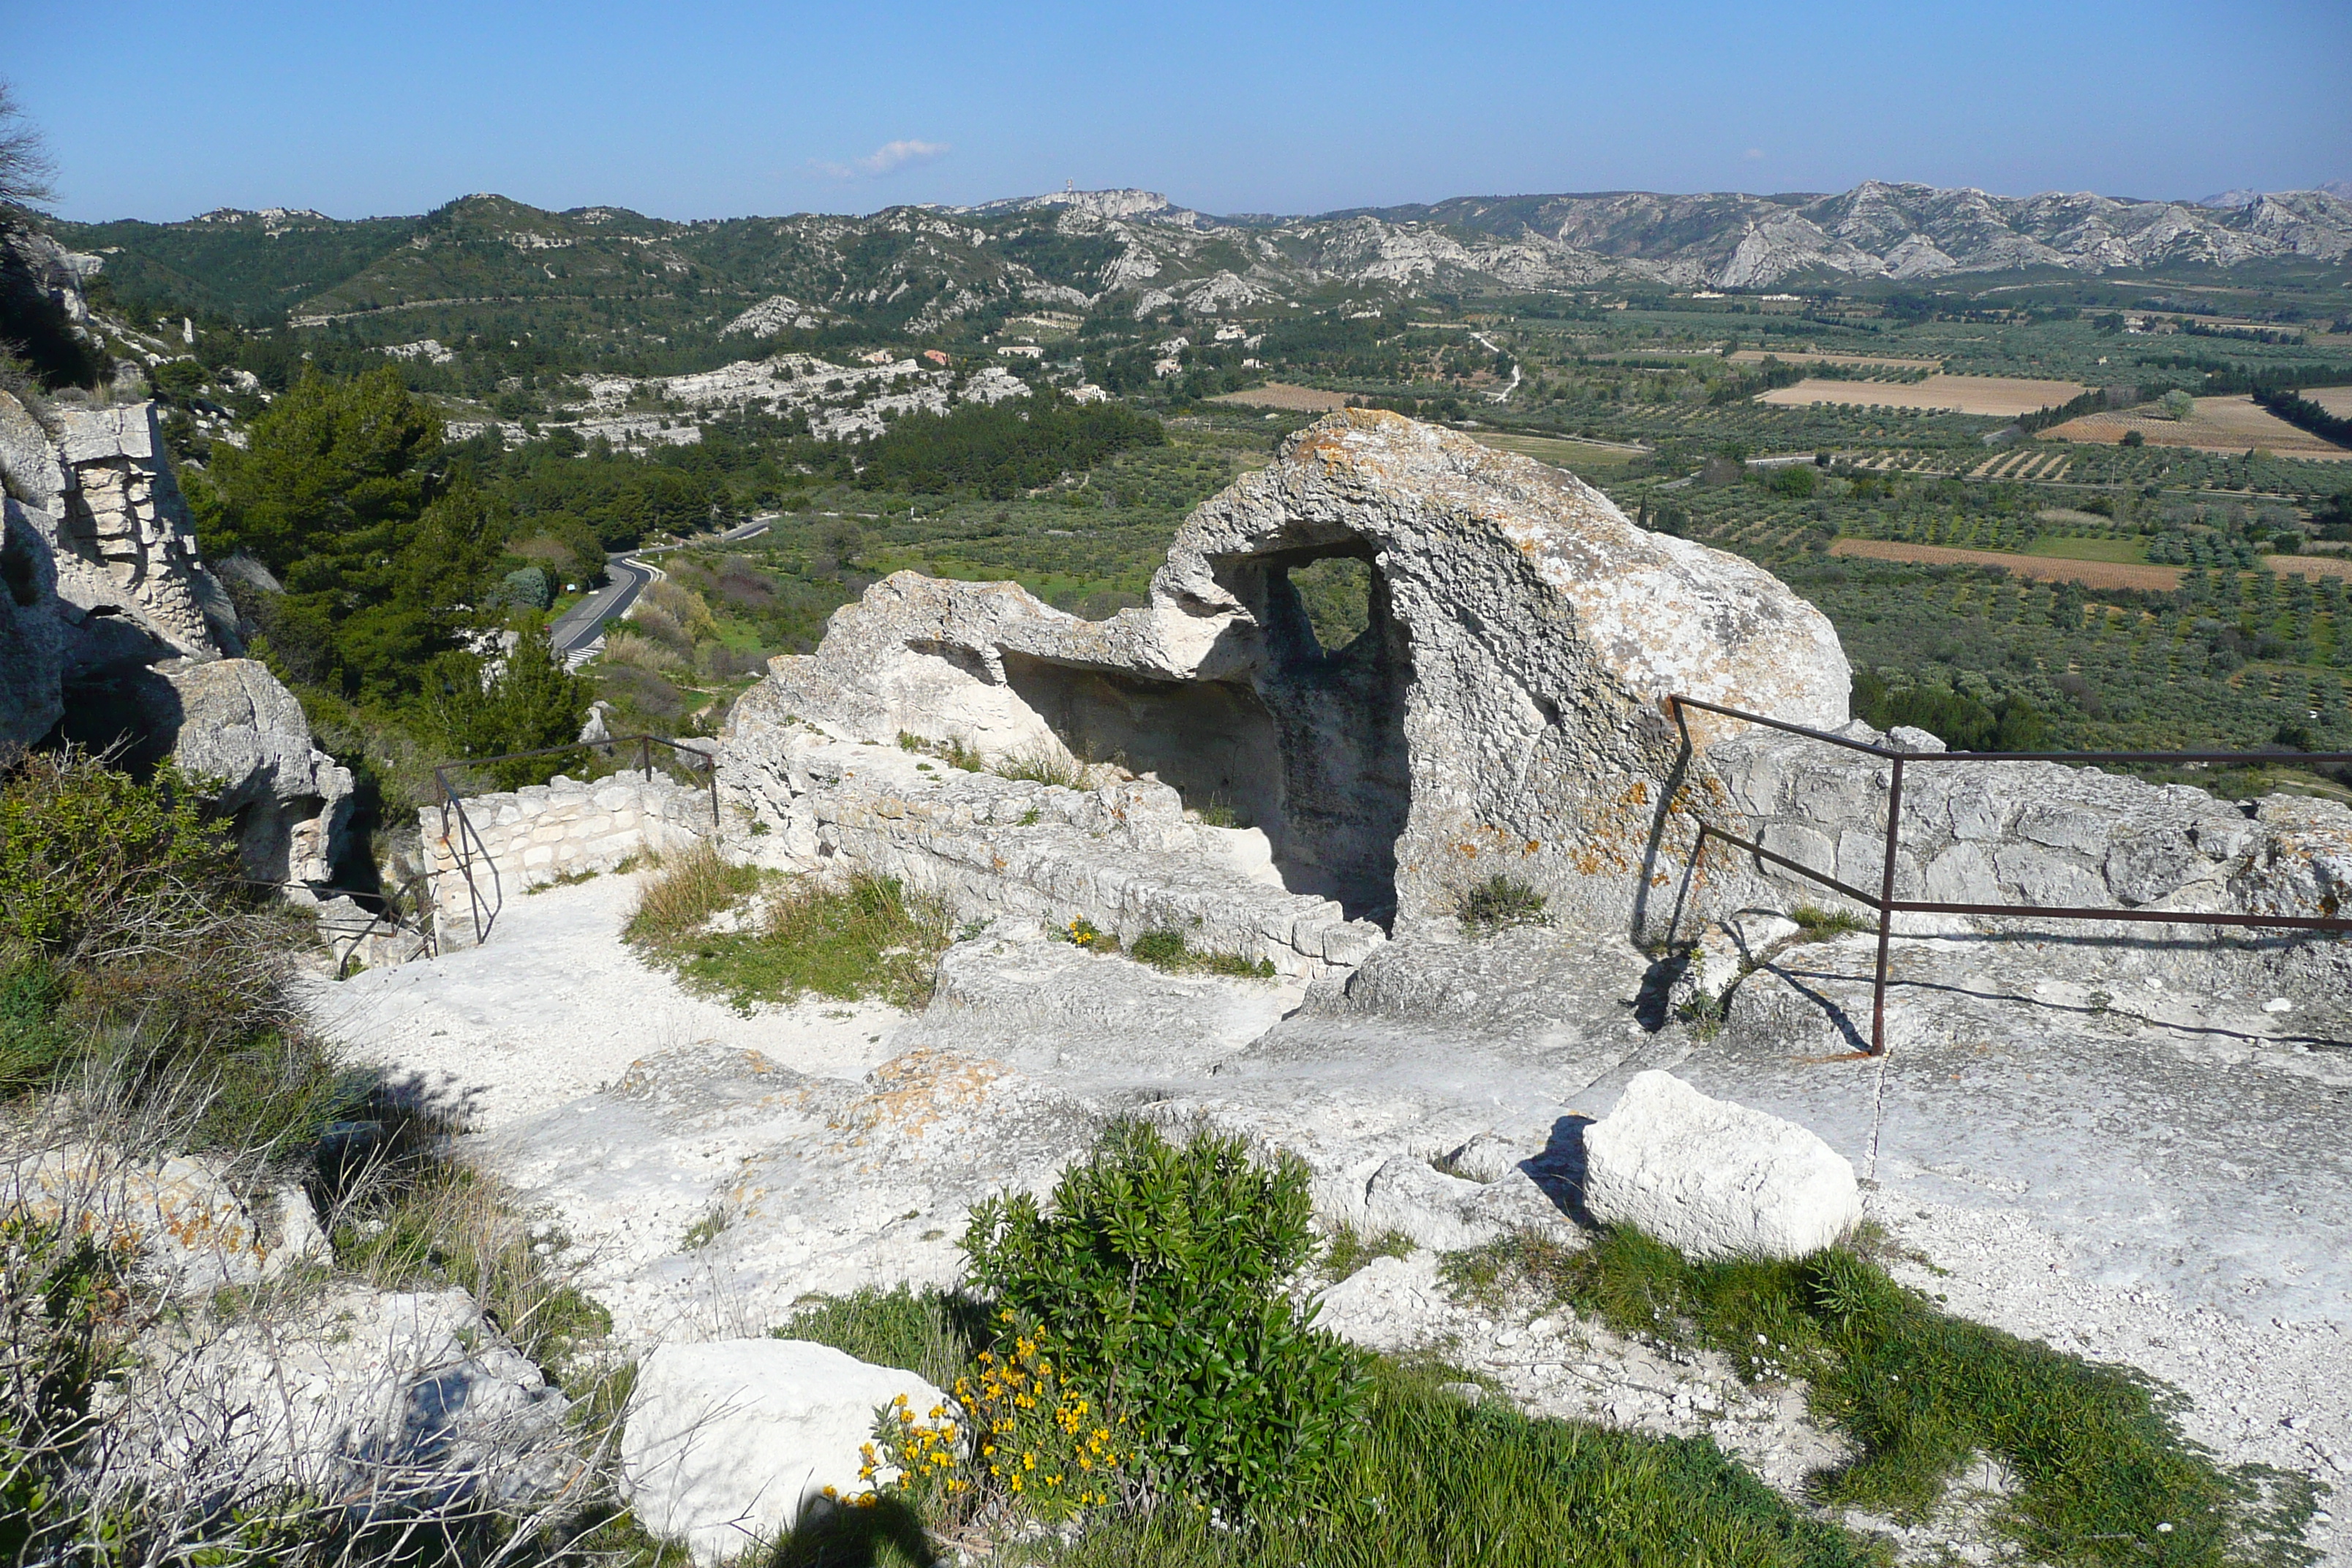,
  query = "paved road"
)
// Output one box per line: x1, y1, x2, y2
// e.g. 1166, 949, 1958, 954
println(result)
550, 554, 656, 657
547, 519, 772, 660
